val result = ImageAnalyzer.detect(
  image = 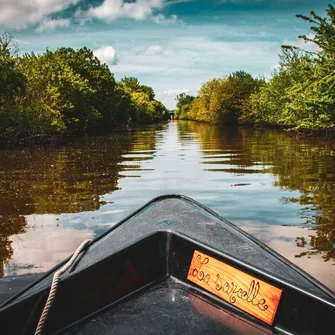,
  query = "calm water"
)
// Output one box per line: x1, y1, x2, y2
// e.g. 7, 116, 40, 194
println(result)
0, 121, 334, 302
